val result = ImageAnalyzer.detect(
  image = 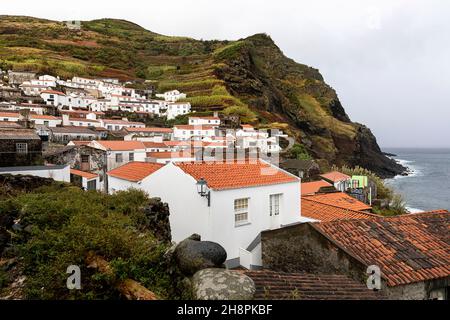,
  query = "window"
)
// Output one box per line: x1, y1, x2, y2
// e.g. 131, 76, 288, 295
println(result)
44, 121, 49, 126
129, 152, 134, 161
16, 143, 28, 154
234, 198, 249, 226
116, 153, 123, 163
270, 194, 282, 216
87, 179, 97, 191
